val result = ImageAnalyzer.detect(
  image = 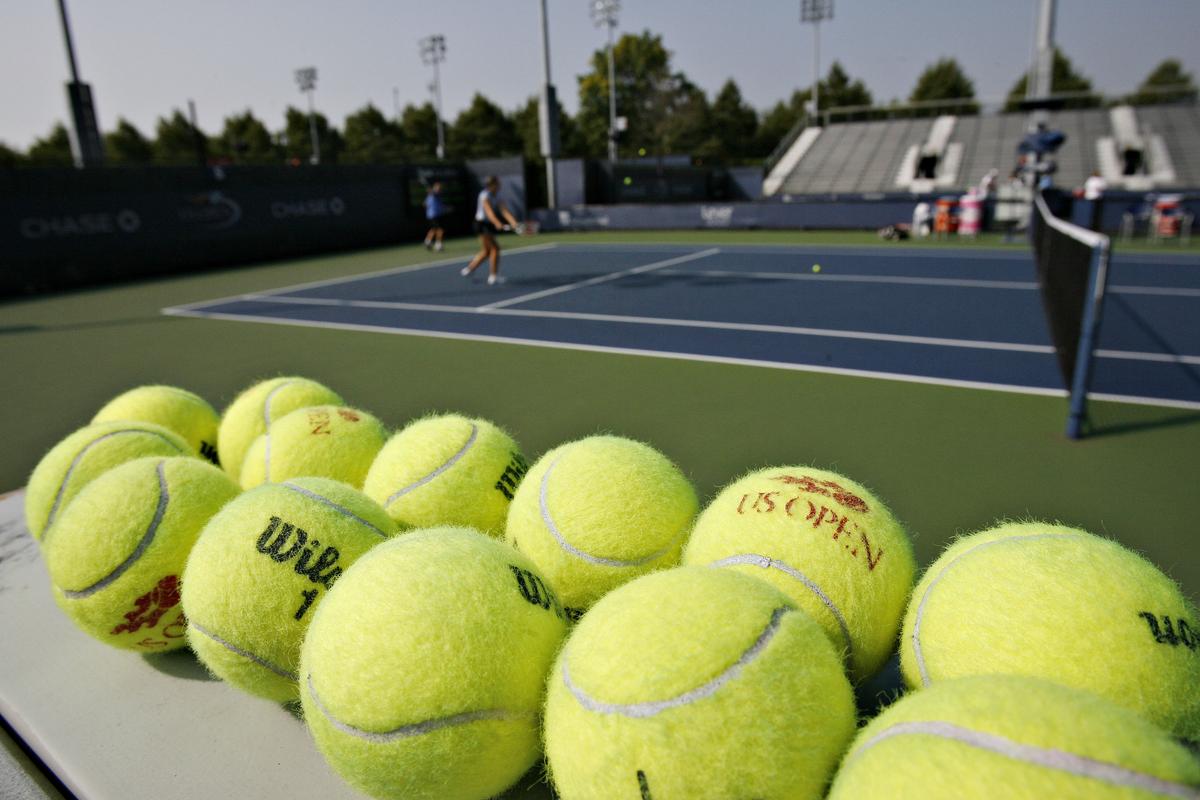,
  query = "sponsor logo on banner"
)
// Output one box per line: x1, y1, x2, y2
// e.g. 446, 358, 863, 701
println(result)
700, 205, 735, 227
270, 196, 347, 219
19, 209, 141, 239
177, 191, 242, 230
